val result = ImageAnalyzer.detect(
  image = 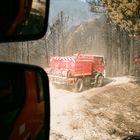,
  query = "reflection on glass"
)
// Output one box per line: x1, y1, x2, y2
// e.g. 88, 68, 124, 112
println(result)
0, 67, 45, 139
0, 0, 46, 36
14, 0, 46, 35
